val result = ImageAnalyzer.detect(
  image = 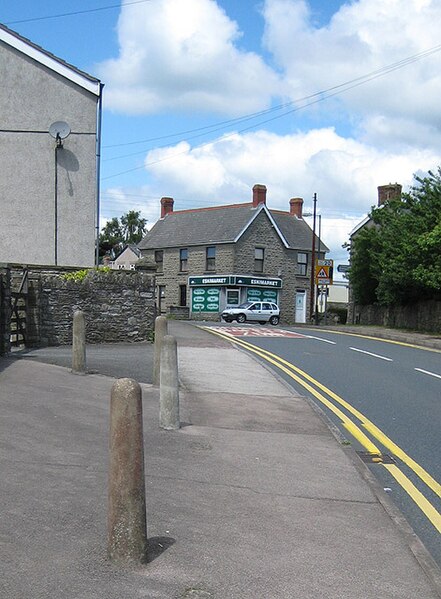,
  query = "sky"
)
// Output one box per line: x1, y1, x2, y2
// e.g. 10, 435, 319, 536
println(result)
2, 0, 441, 276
